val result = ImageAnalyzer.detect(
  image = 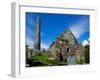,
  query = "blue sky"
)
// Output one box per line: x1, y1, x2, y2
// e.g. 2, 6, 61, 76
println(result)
26, 12, 90, 49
